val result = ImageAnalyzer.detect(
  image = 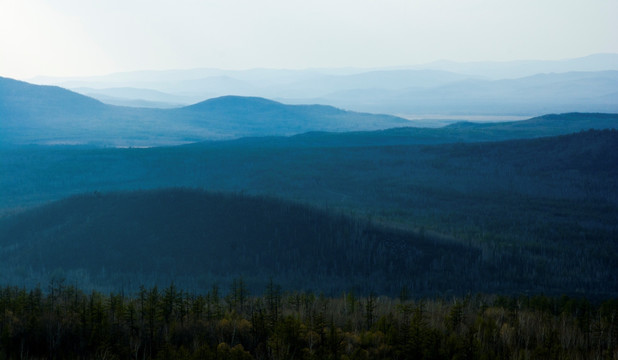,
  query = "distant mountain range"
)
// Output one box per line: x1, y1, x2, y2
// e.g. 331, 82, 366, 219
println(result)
407, 53, 618, 79
304, 71, 618, 115
179, 113, 618, 150
28, 53, 618, 115
72, 87, 192, 108
2, 76, 617, 146
0, 77, 408, 146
